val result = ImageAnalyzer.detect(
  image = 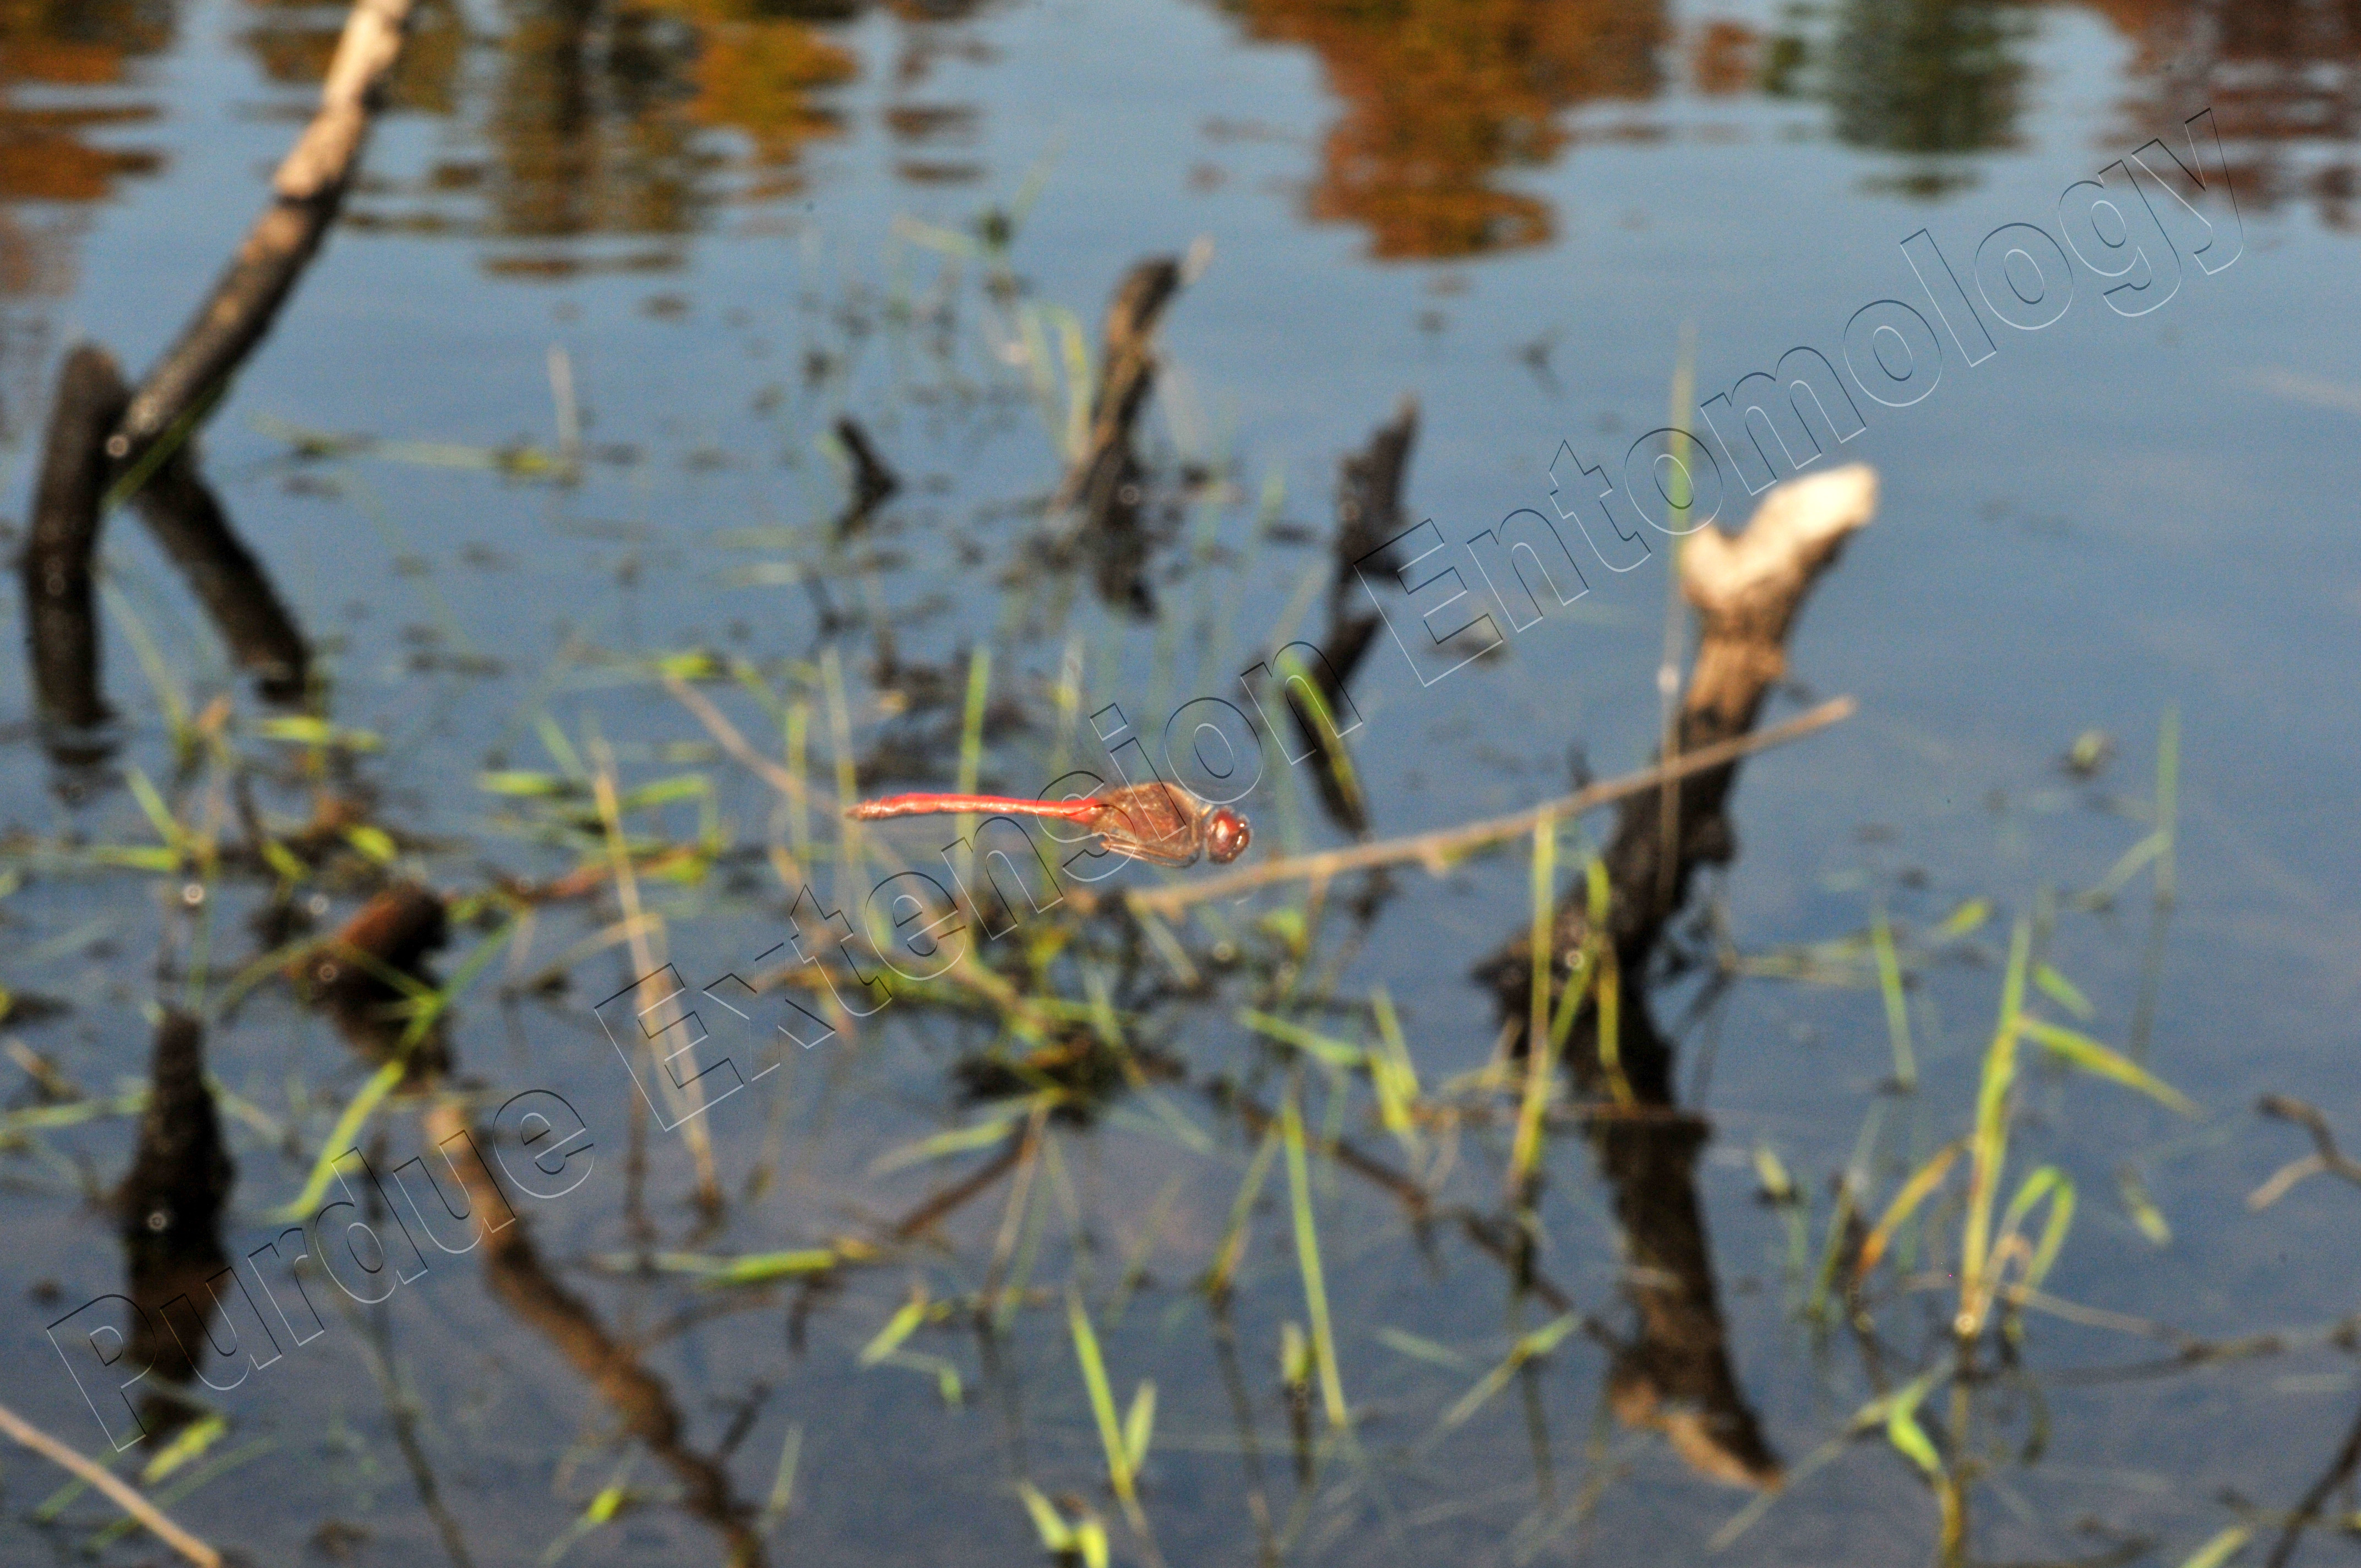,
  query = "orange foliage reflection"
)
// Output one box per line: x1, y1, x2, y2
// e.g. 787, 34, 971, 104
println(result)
0, 0, 171, 210
254, 0, 861, 266
0, 0, 176, 439
1218, 0, 1666, 259
2081, 0, 2361, 228
672, 0, 857, 195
